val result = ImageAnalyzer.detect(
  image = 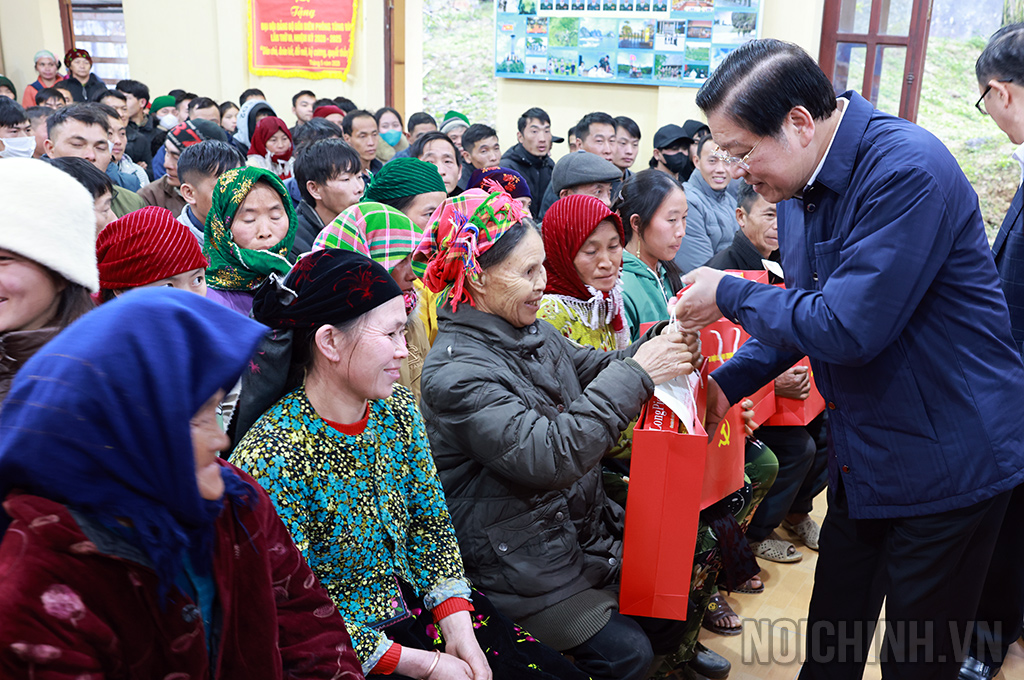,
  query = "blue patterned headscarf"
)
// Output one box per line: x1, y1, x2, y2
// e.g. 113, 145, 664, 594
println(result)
0, 288, 268, 597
